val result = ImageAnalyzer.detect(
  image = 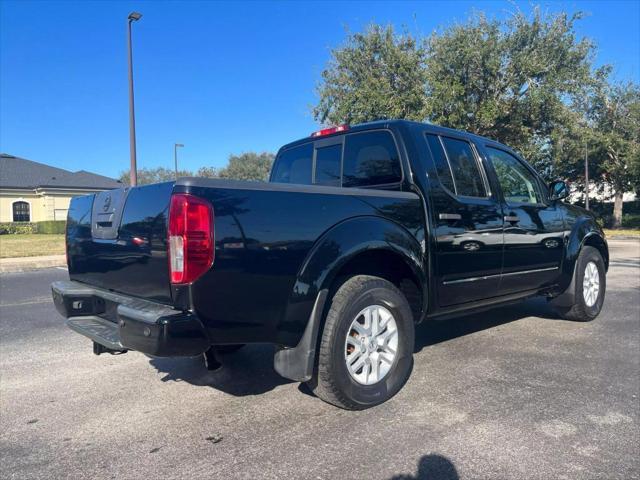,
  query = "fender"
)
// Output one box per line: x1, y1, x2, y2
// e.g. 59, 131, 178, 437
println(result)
551, 213, 608, 307
273, 216, 425, 381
